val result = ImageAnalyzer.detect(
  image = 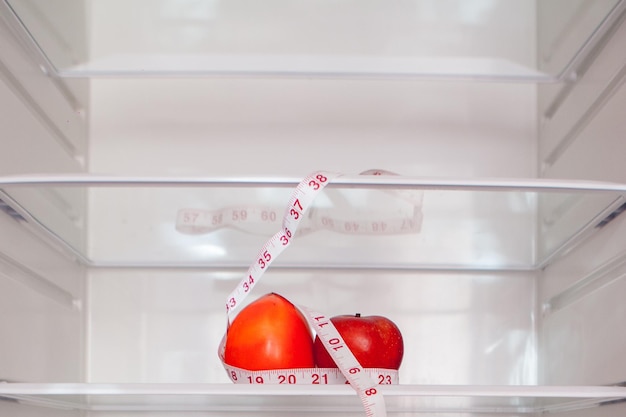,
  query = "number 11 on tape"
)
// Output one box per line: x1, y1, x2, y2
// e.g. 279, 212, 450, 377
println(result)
301, 306, 388, 417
